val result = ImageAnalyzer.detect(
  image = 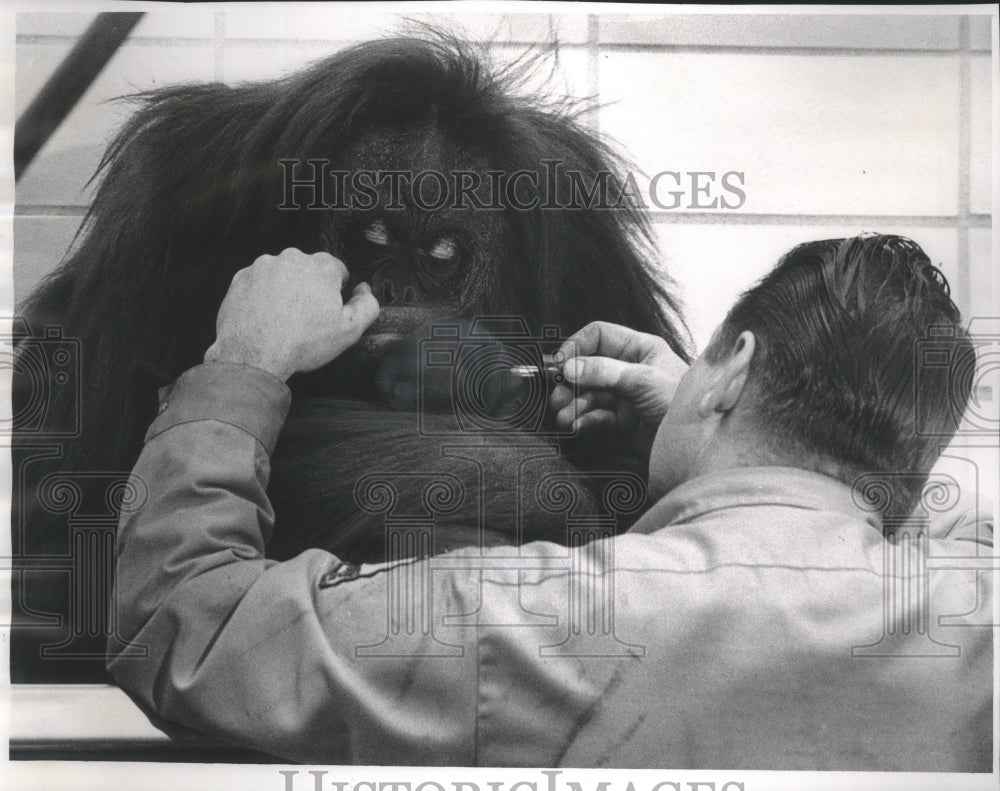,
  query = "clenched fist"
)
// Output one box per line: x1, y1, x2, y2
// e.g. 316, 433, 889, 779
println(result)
203, 248, 380, 381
